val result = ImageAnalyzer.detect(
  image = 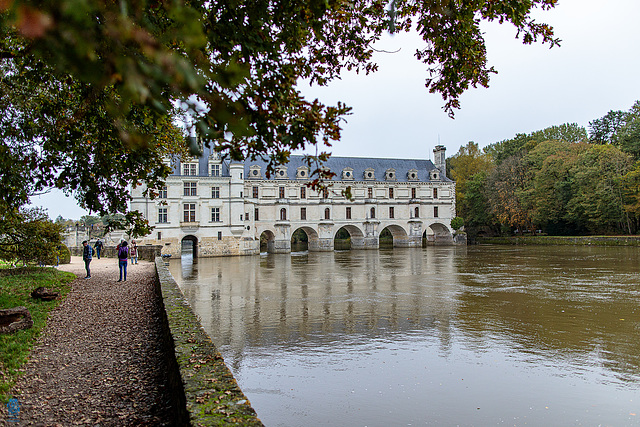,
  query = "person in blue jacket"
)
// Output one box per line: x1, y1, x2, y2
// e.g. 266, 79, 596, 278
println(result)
82, 240, 92, 278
